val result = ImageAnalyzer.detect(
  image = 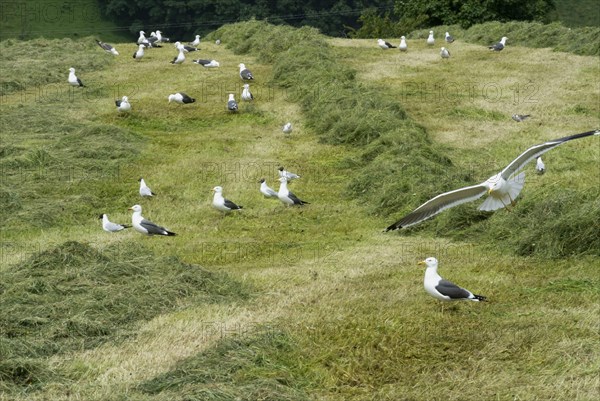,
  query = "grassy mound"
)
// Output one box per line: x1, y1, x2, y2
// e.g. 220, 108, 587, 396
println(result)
0, 241, 250, 393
